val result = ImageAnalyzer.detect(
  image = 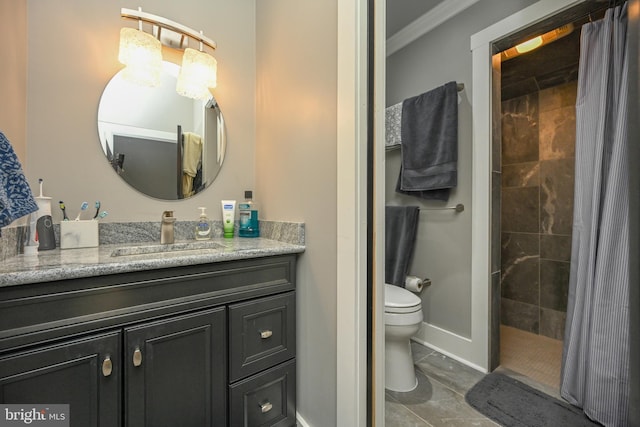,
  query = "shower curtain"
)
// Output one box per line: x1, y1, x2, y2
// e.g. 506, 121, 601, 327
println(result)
560, 3, 630, 426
